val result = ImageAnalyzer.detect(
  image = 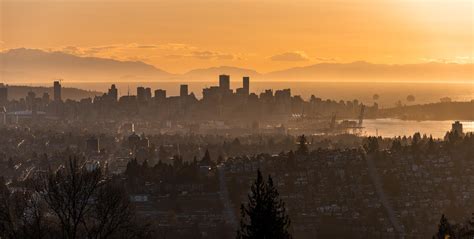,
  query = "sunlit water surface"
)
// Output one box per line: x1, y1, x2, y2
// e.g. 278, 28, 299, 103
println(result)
361, 119, 473, 138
